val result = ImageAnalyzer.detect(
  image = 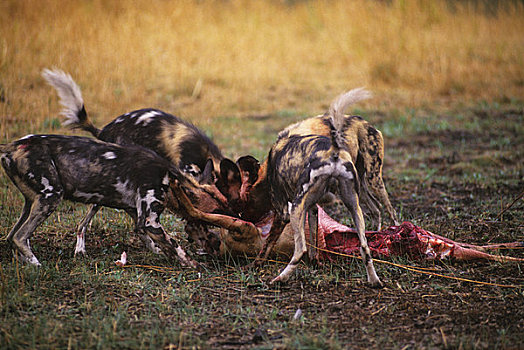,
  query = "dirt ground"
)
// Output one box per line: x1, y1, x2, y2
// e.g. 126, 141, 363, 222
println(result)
194, 107, 524, 349
0, 107, 522, 349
